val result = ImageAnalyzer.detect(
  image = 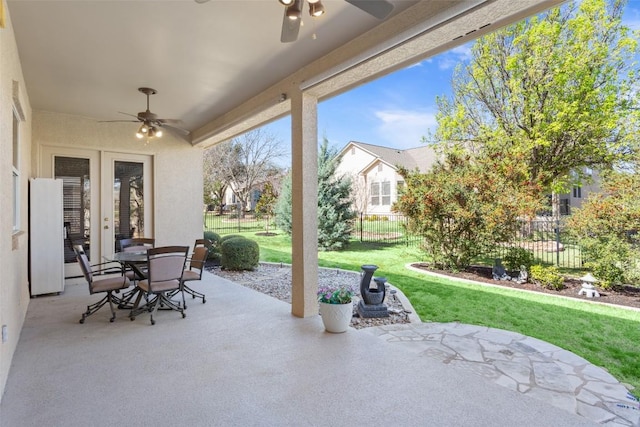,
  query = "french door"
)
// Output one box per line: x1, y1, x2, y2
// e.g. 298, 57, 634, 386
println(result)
41, 147, 153, 278
100, 152, 153, 259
